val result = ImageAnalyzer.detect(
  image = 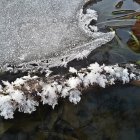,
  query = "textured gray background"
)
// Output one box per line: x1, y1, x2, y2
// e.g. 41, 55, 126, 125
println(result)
0, 0, 87, 65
